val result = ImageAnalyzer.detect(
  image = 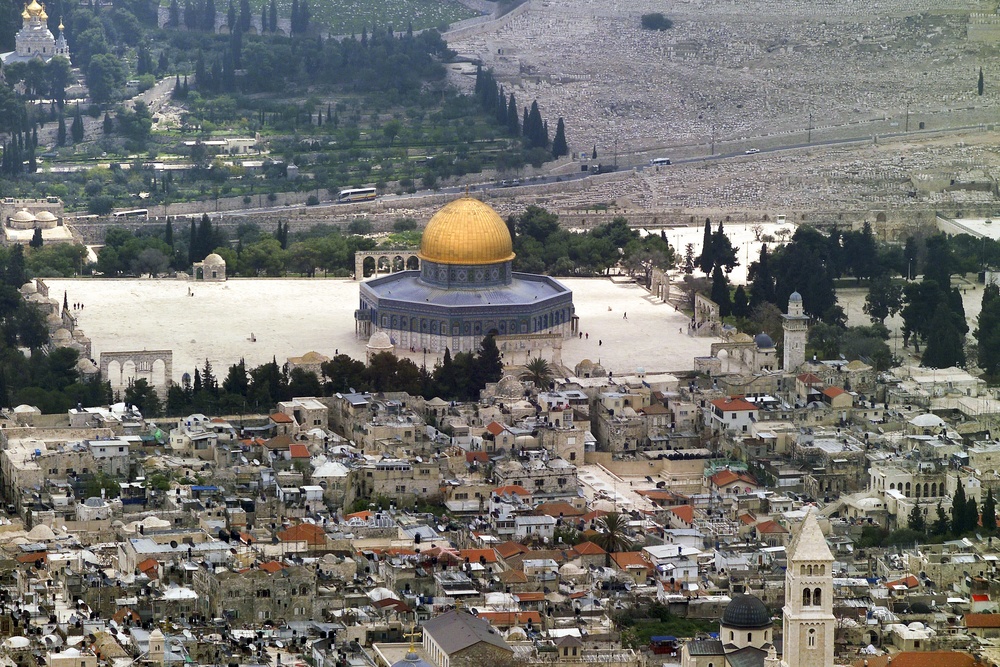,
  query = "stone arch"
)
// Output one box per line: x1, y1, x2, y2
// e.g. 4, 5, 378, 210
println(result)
100, 350, 174, 396
931, 482, 937, 496
813, 587, 822, 606
392, 256, 405, 272
905, 482, 911, 496
802, 588, 811, 606
152, 359, 166, 388
876, 212, 887, 223
362, 257, 376, 277
406, 256, 420, 270
377, 256, 391, 273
